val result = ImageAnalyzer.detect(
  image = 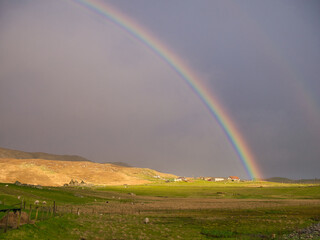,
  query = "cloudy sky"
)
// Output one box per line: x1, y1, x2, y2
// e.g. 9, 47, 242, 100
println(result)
1, 0, 319, 179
